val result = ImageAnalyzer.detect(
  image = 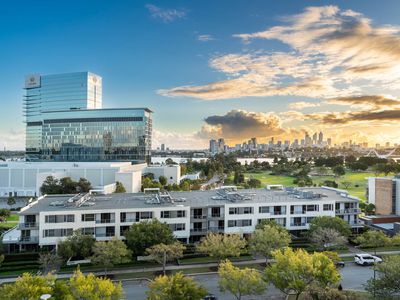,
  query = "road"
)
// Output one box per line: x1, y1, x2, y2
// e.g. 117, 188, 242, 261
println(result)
123, 263, 375, 299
